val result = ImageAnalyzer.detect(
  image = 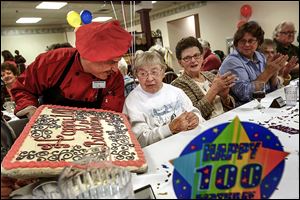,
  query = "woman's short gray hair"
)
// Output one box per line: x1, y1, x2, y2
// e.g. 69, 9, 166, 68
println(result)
149, 44, 166, 58
133, 50, 167, 76
273, 21, 295, 39
198, 38, 210, 50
